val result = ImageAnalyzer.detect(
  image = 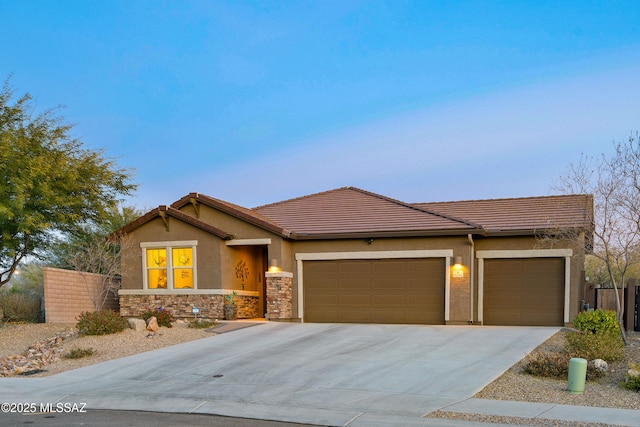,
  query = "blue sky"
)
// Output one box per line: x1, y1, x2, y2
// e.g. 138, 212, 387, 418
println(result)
2, 0, 640, 209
